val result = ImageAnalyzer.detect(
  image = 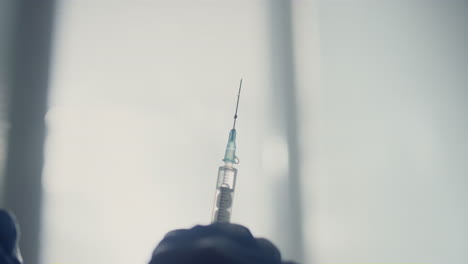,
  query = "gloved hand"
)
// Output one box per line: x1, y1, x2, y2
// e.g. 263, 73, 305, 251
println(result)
0, 210, 22, 264
149, 223, 296, 264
